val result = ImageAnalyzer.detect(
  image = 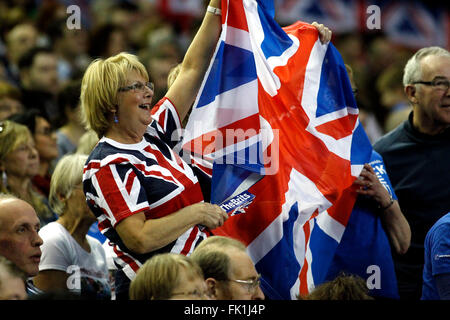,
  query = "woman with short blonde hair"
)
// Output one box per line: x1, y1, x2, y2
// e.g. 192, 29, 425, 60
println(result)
80, 0, 228, 300
80, 53, 149, 138
129, 253, 206, 300
0, 120, 56, 226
